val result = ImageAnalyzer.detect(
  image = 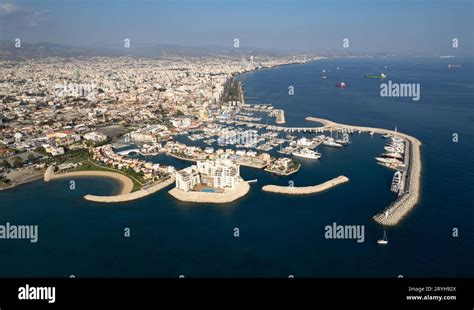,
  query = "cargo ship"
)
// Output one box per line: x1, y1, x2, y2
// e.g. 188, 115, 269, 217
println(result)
364, 73, 386, 79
